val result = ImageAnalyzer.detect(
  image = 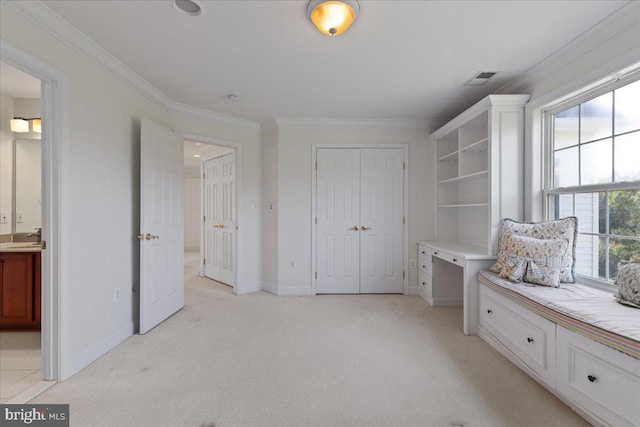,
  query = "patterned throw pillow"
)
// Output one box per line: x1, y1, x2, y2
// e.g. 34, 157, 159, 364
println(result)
490, 217, 578, 282
503, 235, 568, 288
614, 262, 640, 308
